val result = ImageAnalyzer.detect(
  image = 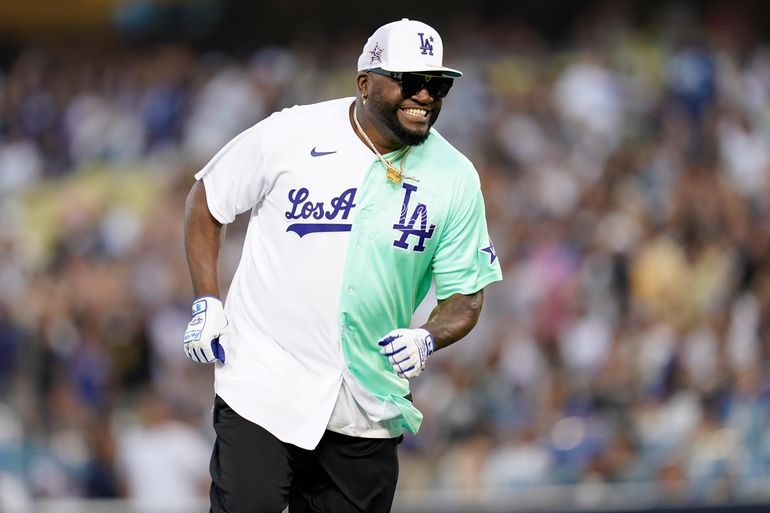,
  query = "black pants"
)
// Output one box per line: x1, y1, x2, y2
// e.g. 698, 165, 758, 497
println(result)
209, 395, 401, 513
